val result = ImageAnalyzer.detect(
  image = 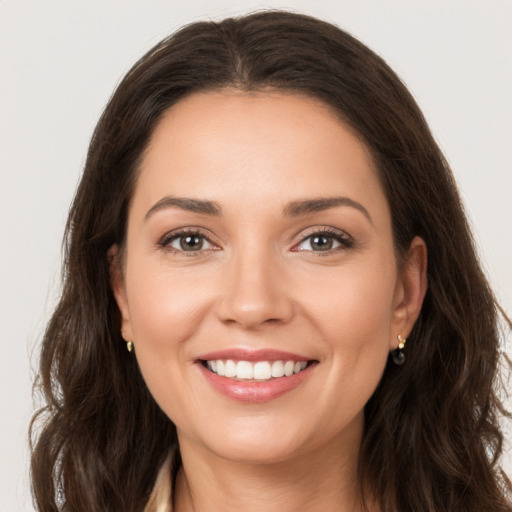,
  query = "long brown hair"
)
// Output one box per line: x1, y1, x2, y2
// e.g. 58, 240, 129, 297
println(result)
30, 10, 511, 511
